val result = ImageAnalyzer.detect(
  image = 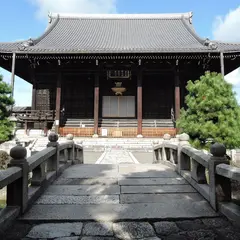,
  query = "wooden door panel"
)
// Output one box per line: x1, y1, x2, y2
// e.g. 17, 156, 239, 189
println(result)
102, 96, 135, 117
